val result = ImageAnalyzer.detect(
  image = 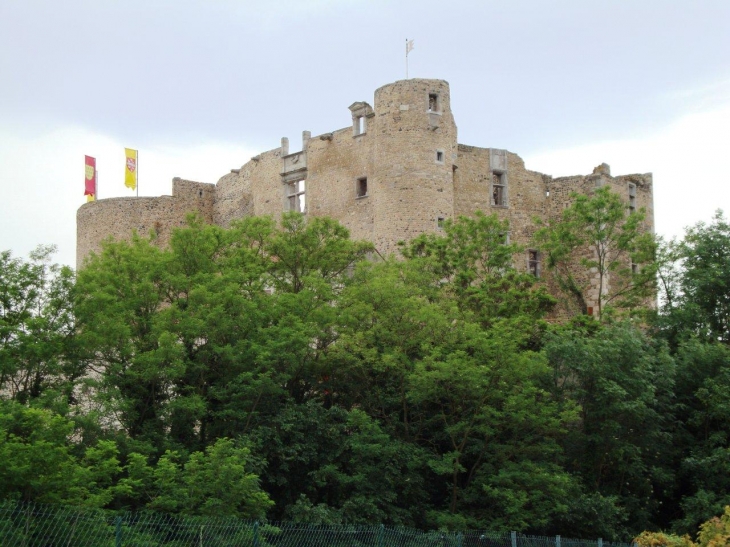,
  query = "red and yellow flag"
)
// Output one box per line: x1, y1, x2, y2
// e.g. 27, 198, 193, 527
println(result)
124, 148, 137, 191
84, 155, 96, 201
